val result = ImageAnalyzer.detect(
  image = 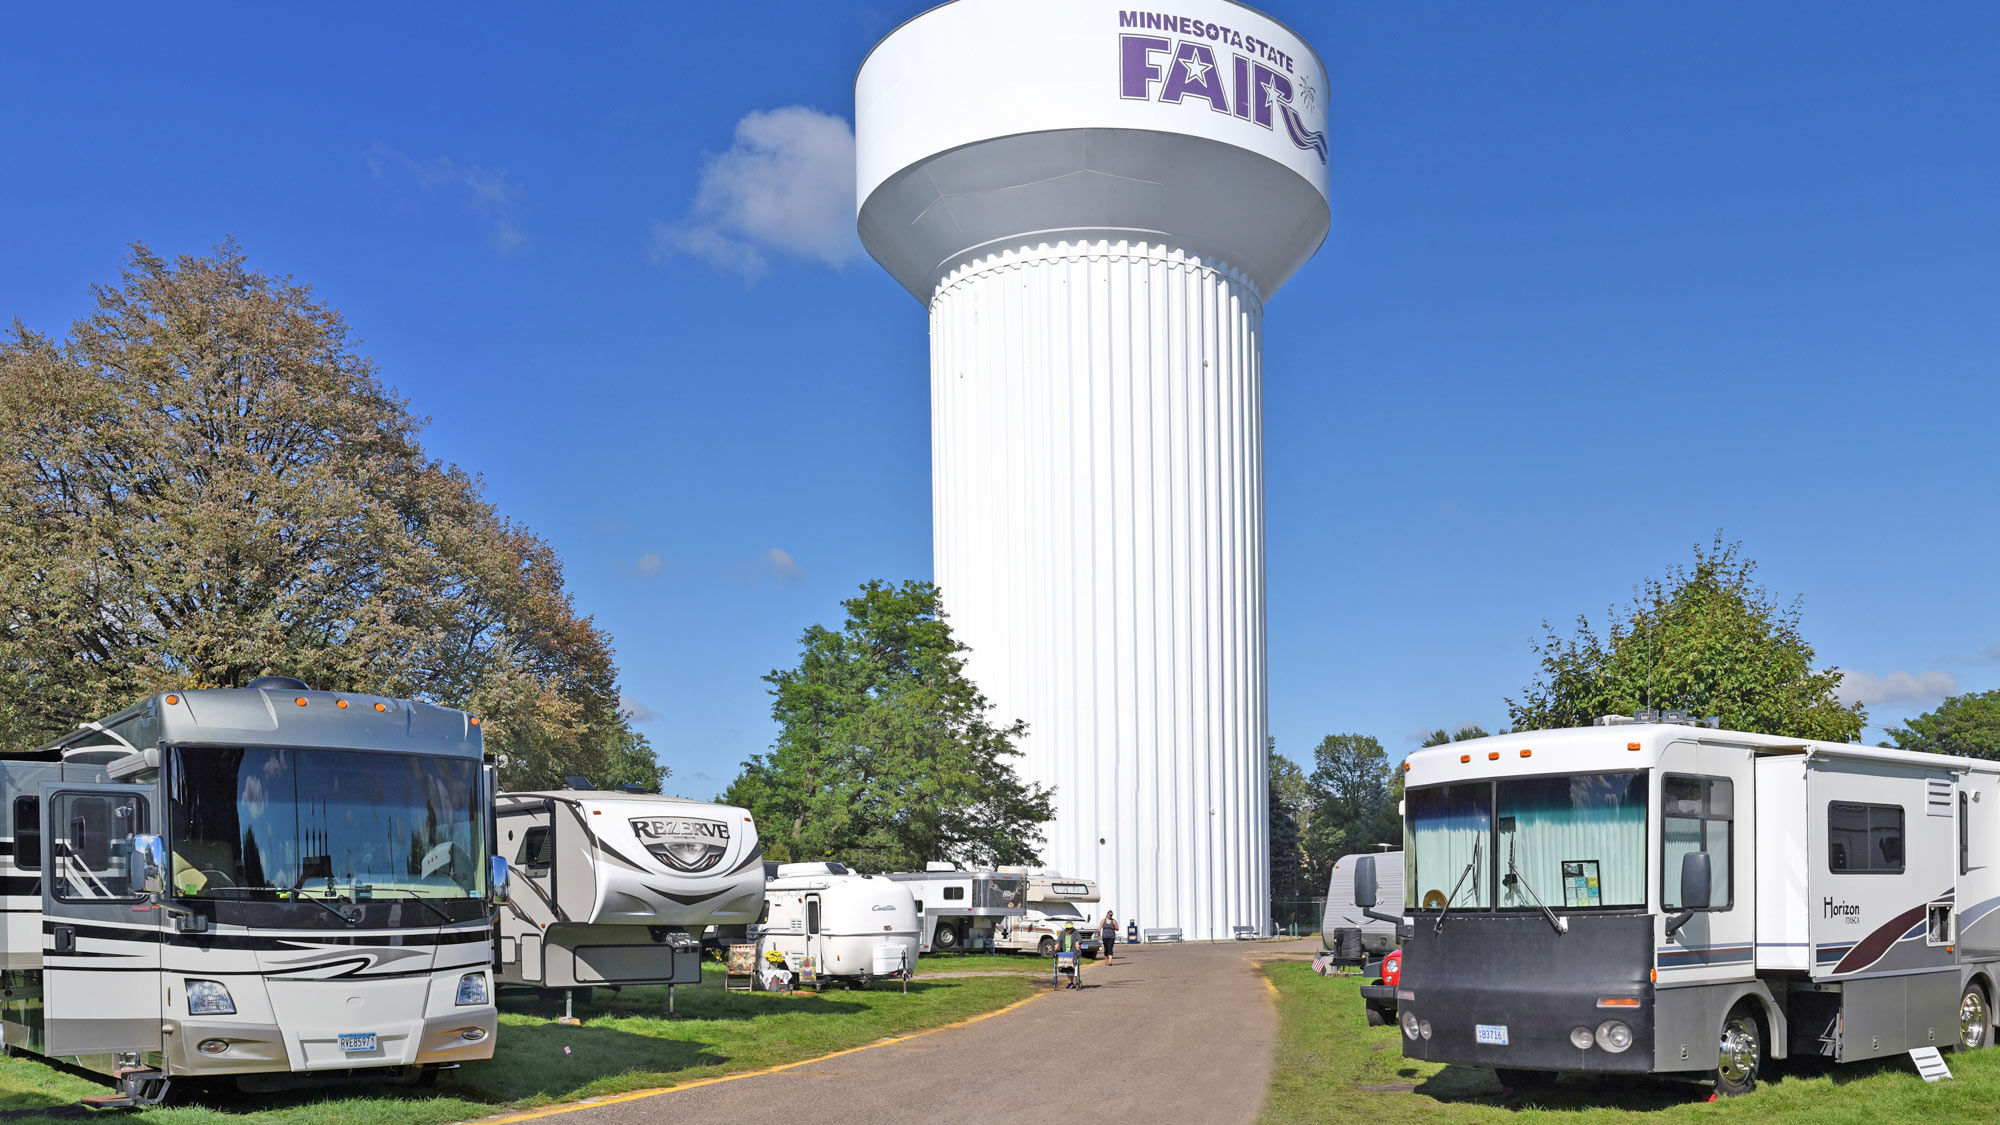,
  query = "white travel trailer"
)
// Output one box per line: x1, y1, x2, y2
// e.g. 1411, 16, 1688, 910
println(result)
992, 872, 1103, 957
0, 678, 501, 1105
881, 866, 1028, 953
1322, 851, 1403, 958
754, 863, 920, 987
494, 786, 763, 1003
1356, 715, 2000, 1095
